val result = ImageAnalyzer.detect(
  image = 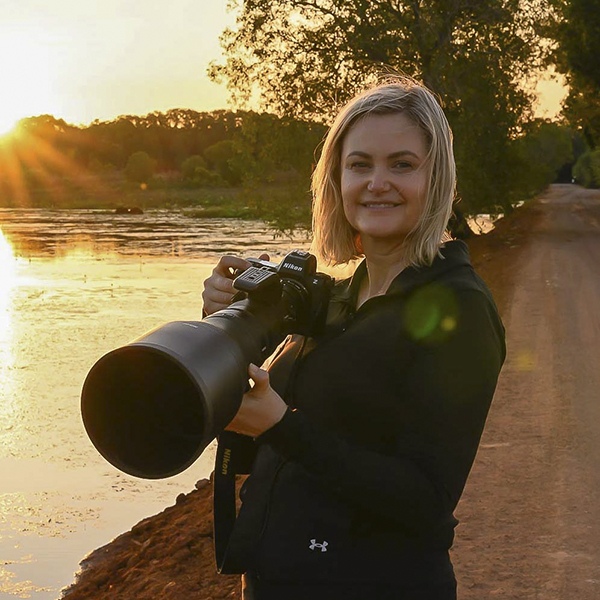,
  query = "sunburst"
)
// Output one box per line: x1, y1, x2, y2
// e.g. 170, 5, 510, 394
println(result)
0, 116, 113, 208
0, 26, 111, 207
